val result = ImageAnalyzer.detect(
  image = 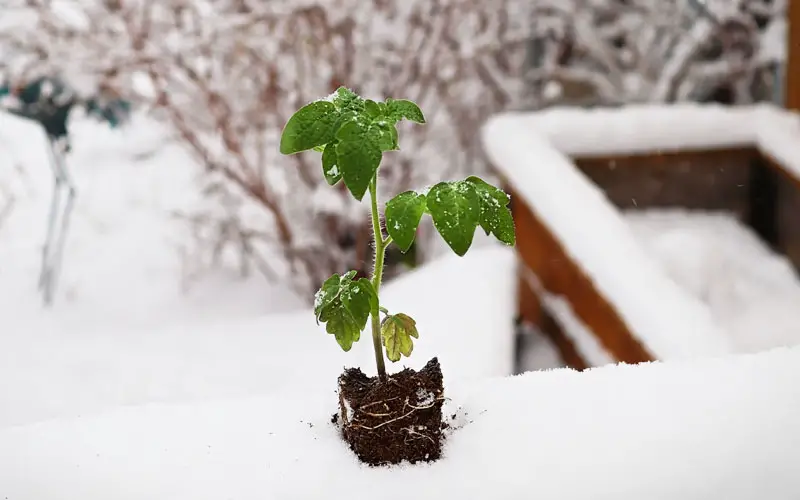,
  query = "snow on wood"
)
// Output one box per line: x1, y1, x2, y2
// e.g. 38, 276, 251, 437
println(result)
510, 103, 800, 180
540, 291, 615, 367
482, 114, 733, 360
1, 345, 798, 499
753, 105, 800, 178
